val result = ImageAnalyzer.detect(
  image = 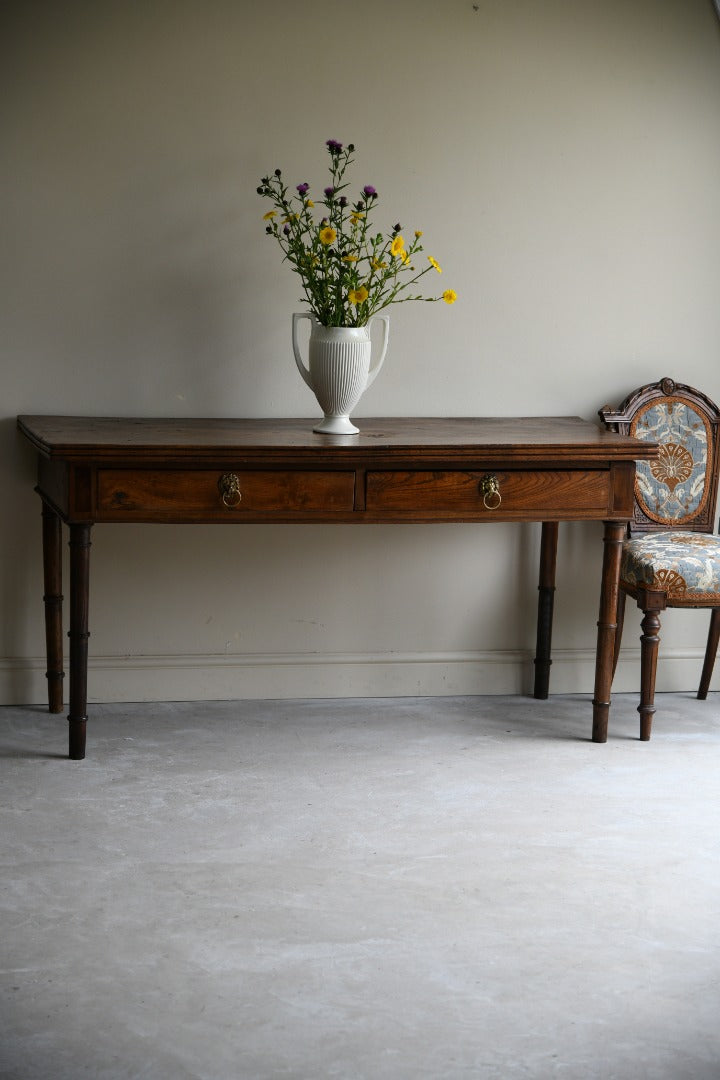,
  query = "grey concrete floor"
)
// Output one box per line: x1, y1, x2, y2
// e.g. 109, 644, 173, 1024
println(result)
1, 693, 719, 1080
